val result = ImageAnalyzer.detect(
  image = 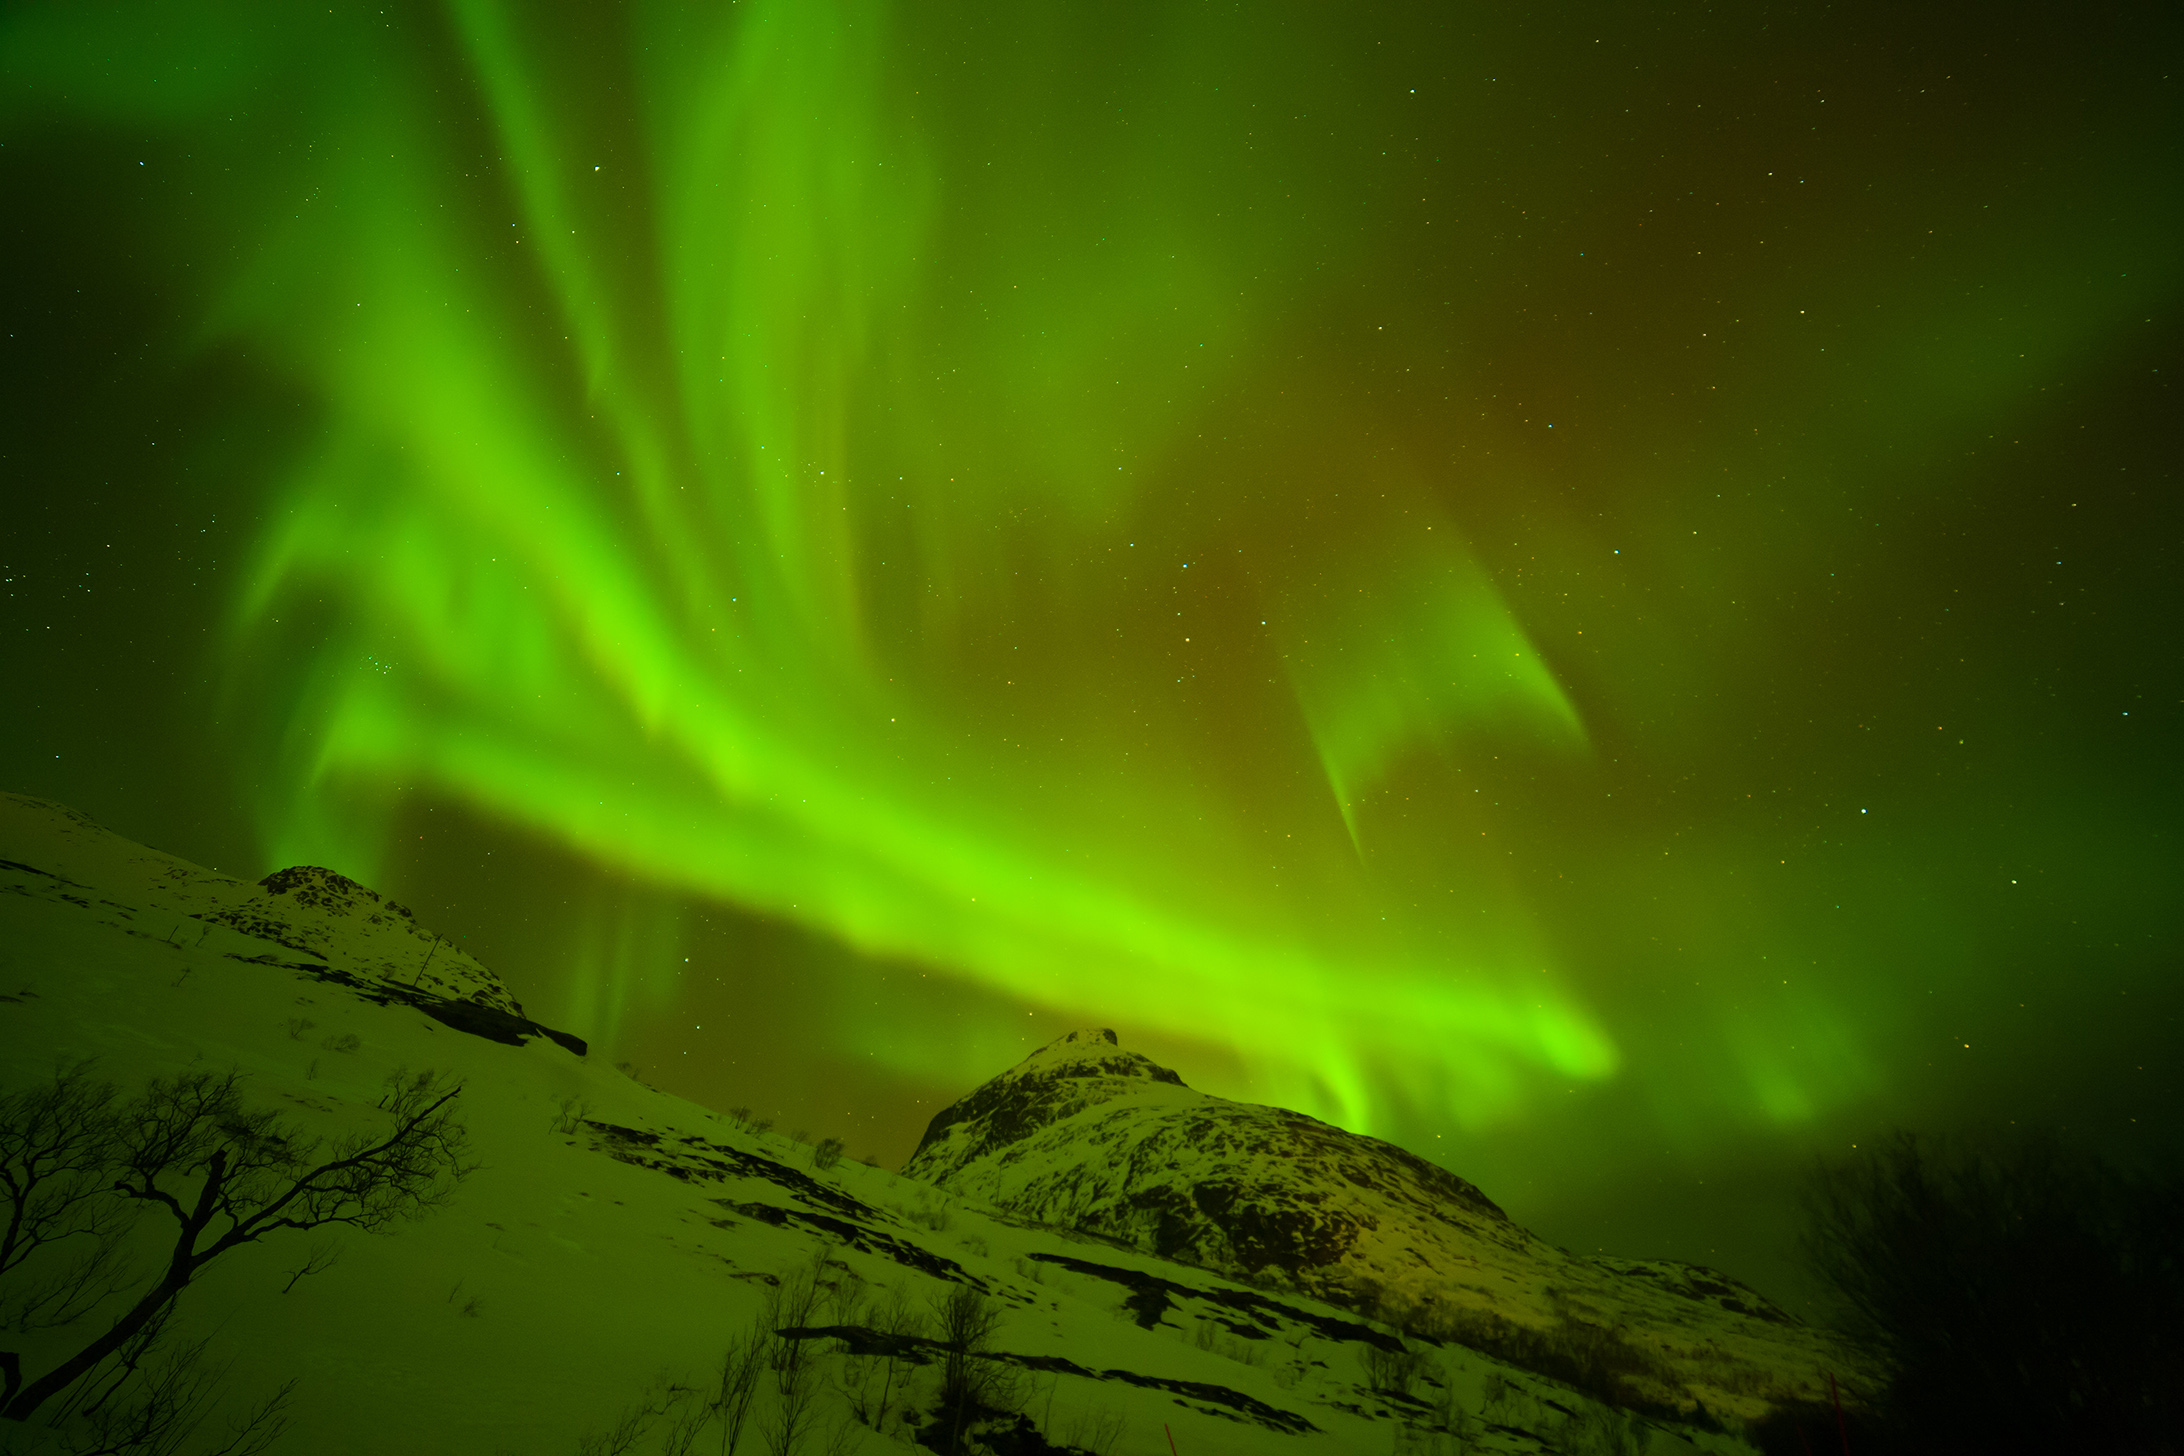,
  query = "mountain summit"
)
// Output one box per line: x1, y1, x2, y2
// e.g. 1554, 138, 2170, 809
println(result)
907, 1029, 1863, 1420
0, 792, 578, 1052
